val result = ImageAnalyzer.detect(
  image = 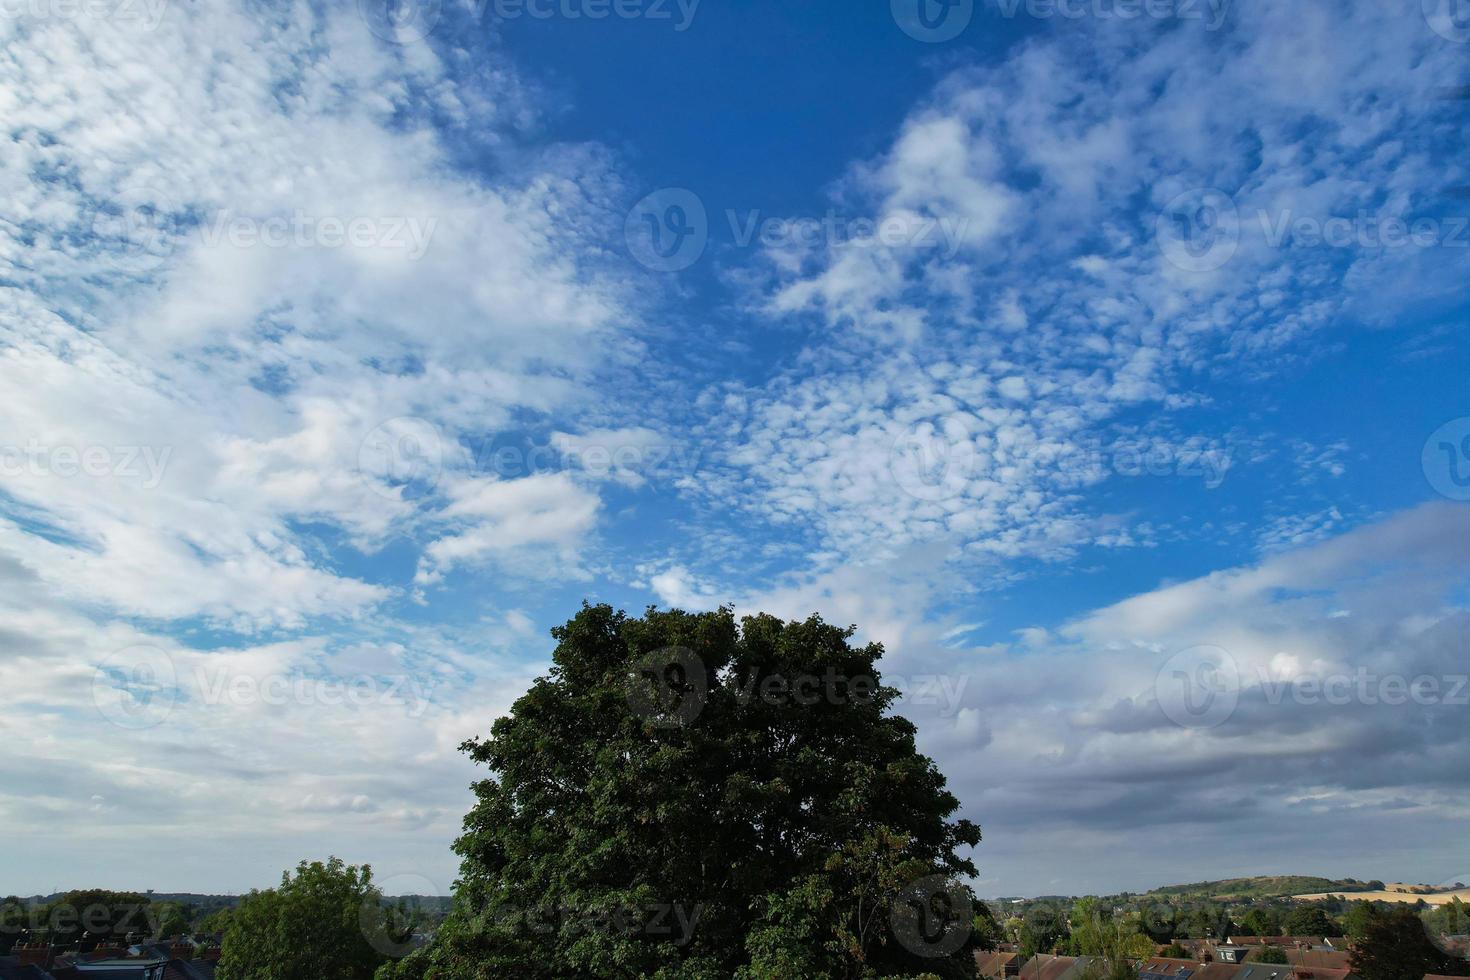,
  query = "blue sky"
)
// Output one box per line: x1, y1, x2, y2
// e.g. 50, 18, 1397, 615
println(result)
3, 0, 1470, 898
